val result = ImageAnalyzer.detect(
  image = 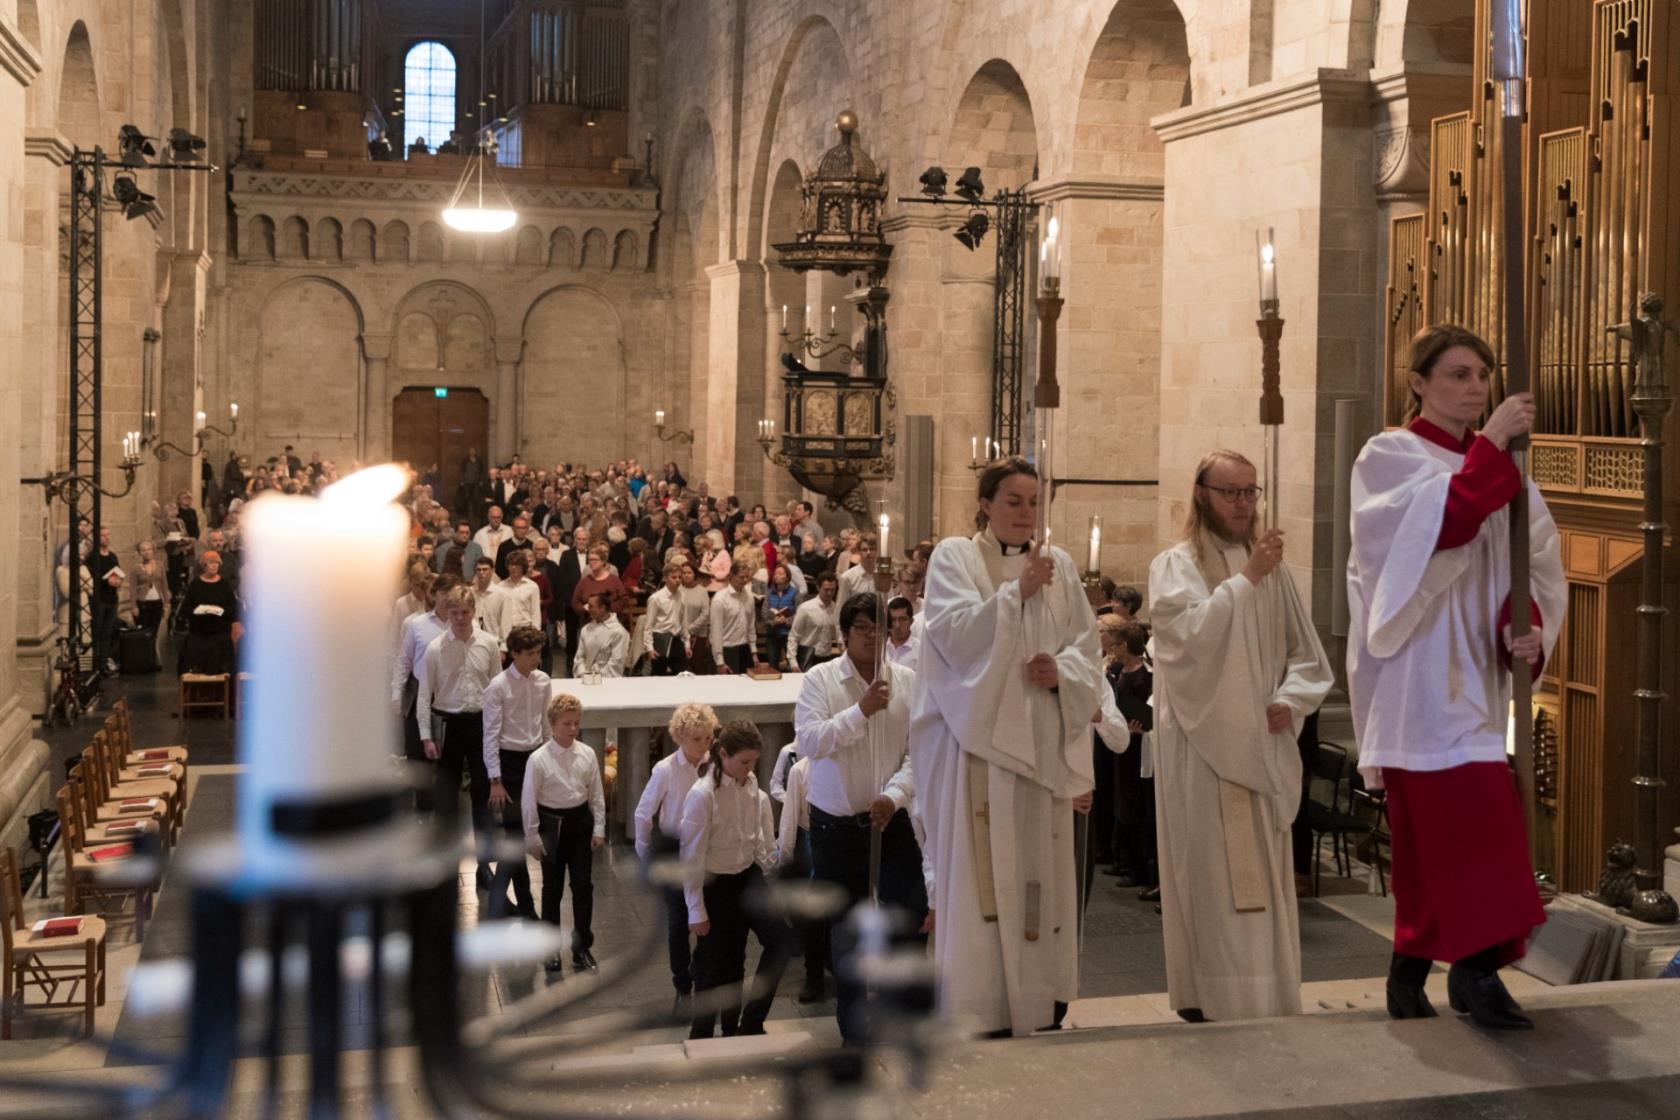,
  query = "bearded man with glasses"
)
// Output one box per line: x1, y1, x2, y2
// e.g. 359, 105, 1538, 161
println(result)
1146, 449, 1333, 1024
